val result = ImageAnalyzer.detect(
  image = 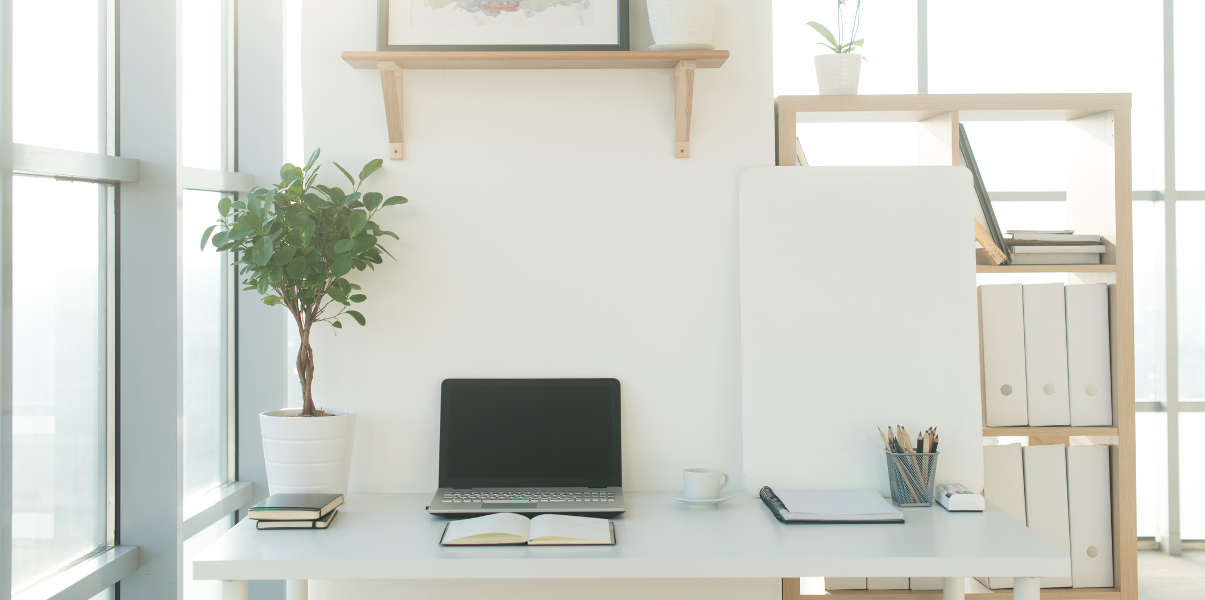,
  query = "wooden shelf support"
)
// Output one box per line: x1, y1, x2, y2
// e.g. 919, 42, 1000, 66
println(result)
674, 60, 696, 158
378, 63, 405, 160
